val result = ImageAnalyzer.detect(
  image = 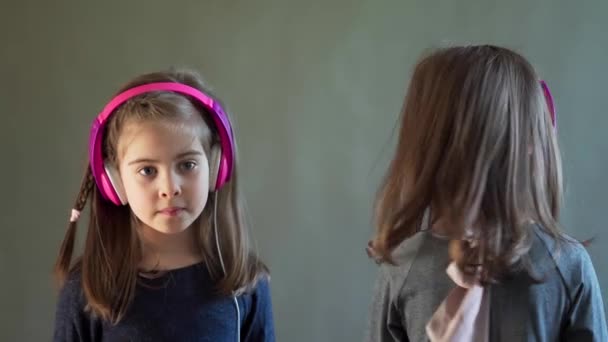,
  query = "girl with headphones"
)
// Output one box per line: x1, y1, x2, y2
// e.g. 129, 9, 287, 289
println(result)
53, 68, 274, 342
